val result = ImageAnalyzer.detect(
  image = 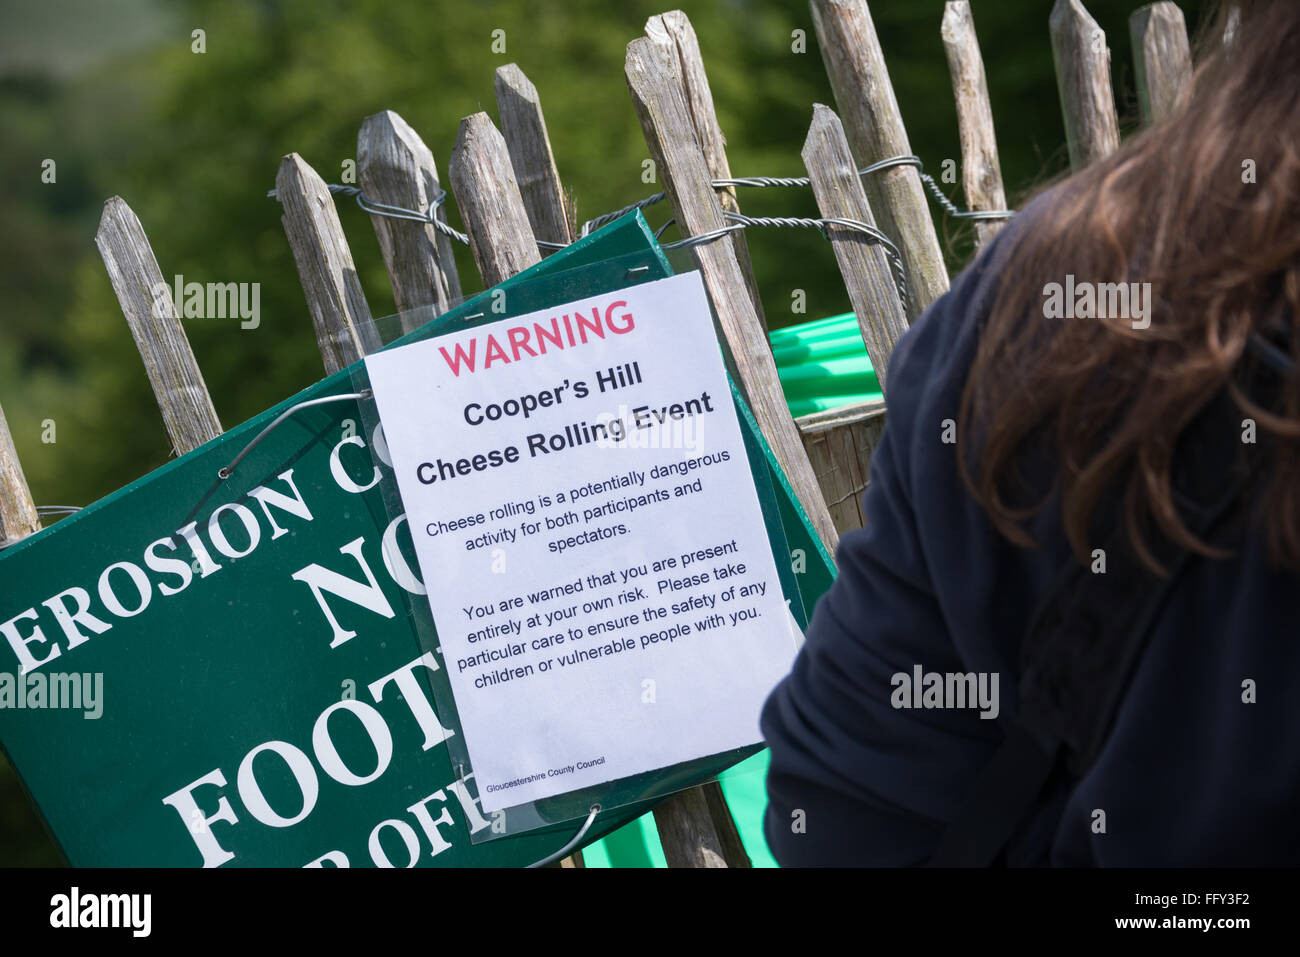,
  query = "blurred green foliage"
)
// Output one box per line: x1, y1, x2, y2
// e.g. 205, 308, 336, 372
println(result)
0, 0, 1212, 865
